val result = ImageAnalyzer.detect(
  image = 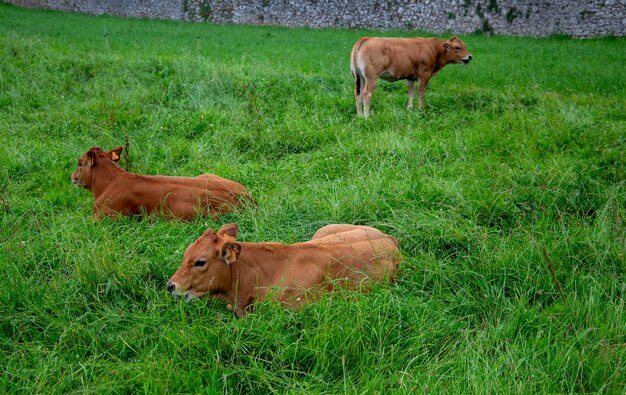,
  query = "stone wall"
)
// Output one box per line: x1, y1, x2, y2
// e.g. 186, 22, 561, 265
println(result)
6, 0, 626, 37
8, 0, 185, 20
